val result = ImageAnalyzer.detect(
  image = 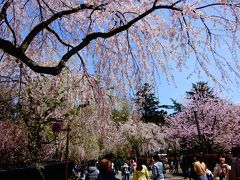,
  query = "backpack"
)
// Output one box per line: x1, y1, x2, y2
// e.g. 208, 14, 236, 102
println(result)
206, 173, 213, 180
206, 169, 213, 180
153, 164, 159, 177
153, 162, 164, 178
